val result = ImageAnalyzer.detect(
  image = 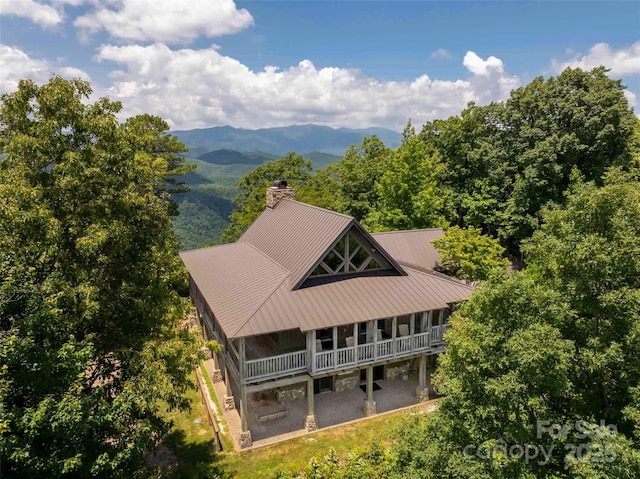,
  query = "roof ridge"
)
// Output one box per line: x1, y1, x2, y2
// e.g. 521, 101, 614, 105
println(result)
402, 265, 475, 291
279, 198, 354, 220
371, 228, 444, 236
